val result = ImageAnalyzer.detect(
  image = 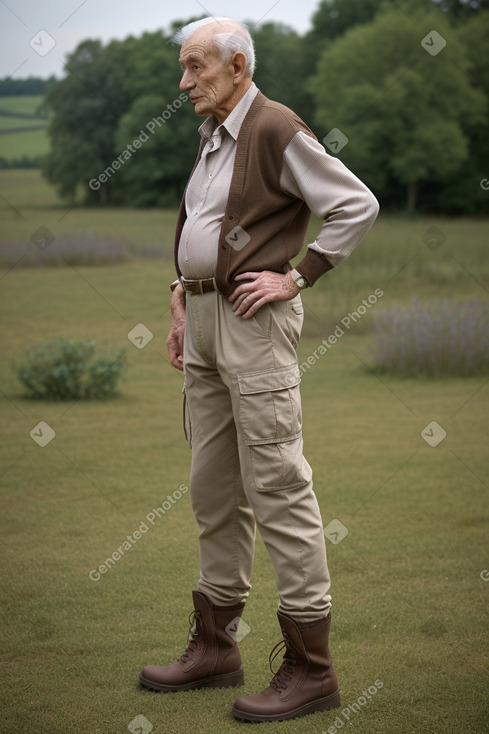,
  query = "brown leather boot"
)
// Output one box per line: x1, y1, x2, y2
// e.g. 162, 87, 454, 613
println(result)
139, 590, 245, 692
232, 611, 340, 721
